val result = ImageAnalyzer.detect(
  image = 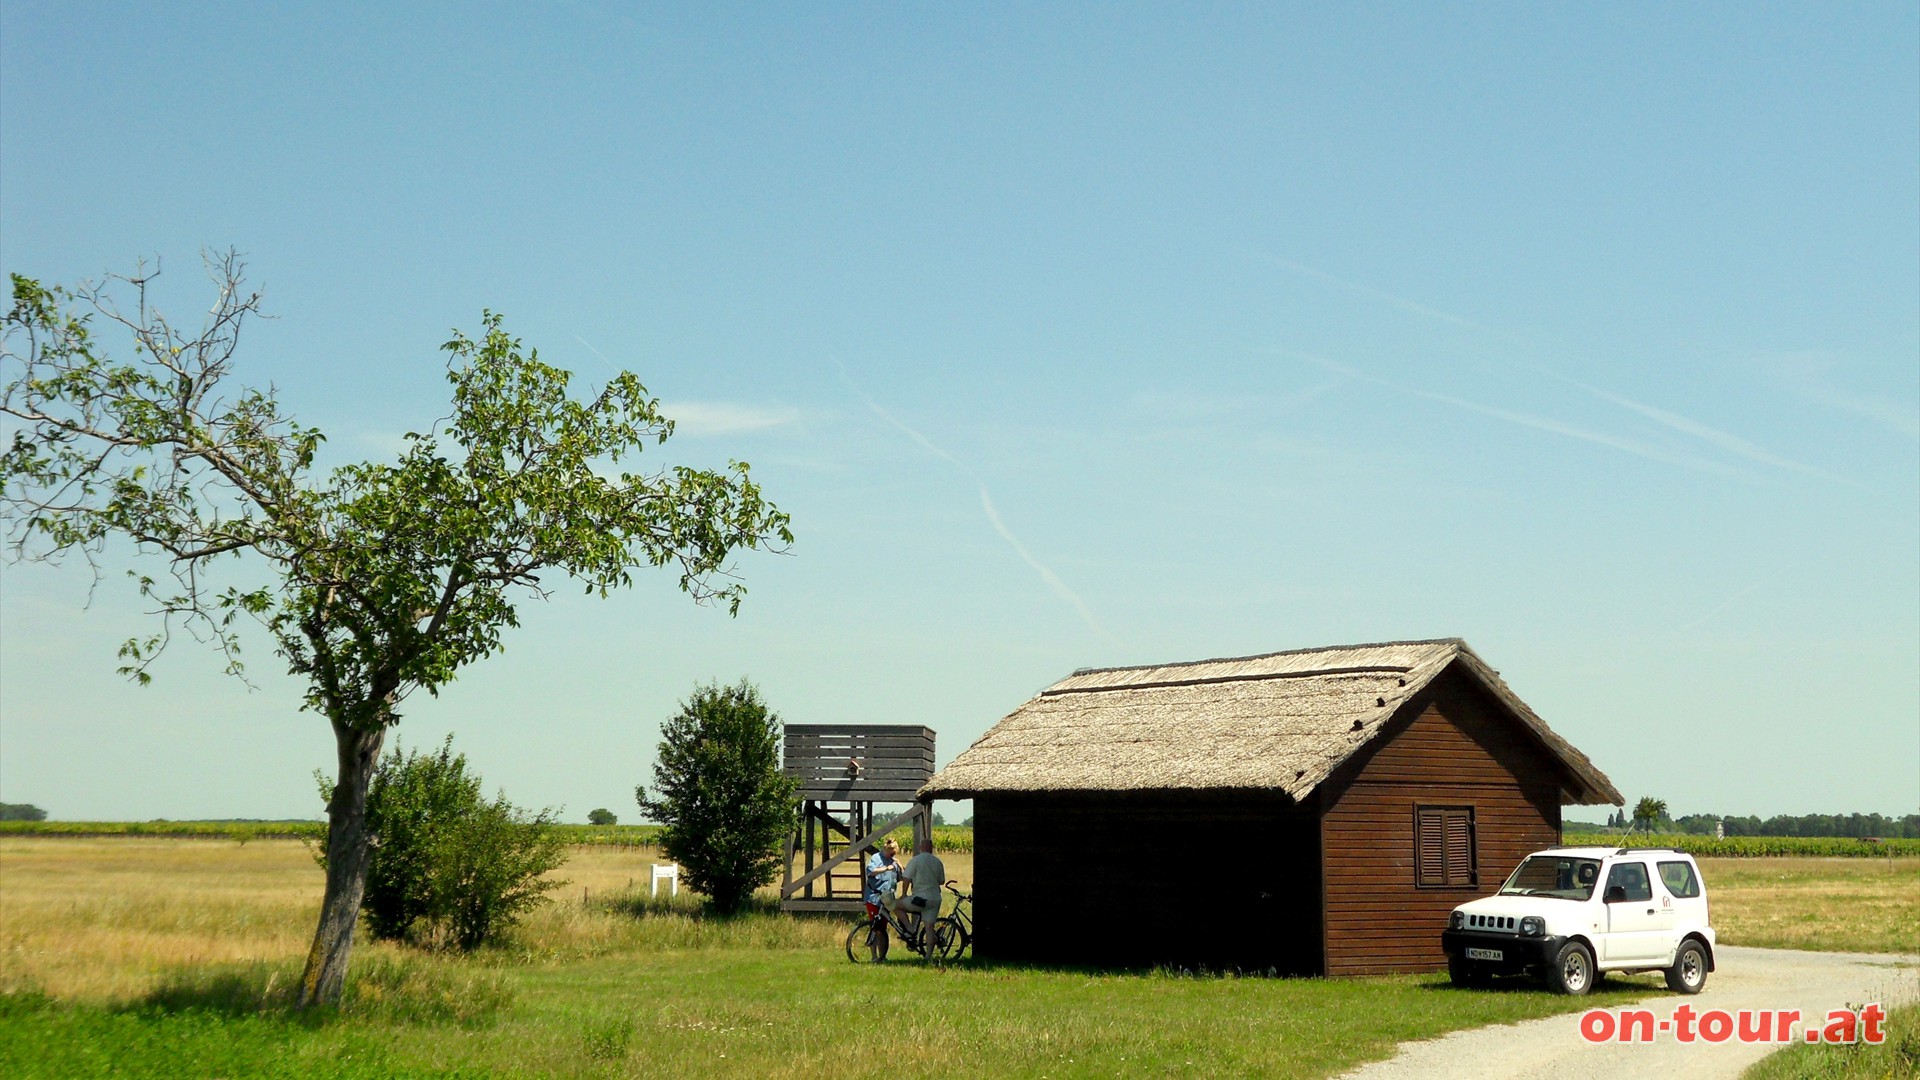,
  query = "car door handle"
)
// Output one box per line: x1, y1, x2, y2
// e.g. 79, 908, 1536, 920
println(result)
1646, 909, 1656, 915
